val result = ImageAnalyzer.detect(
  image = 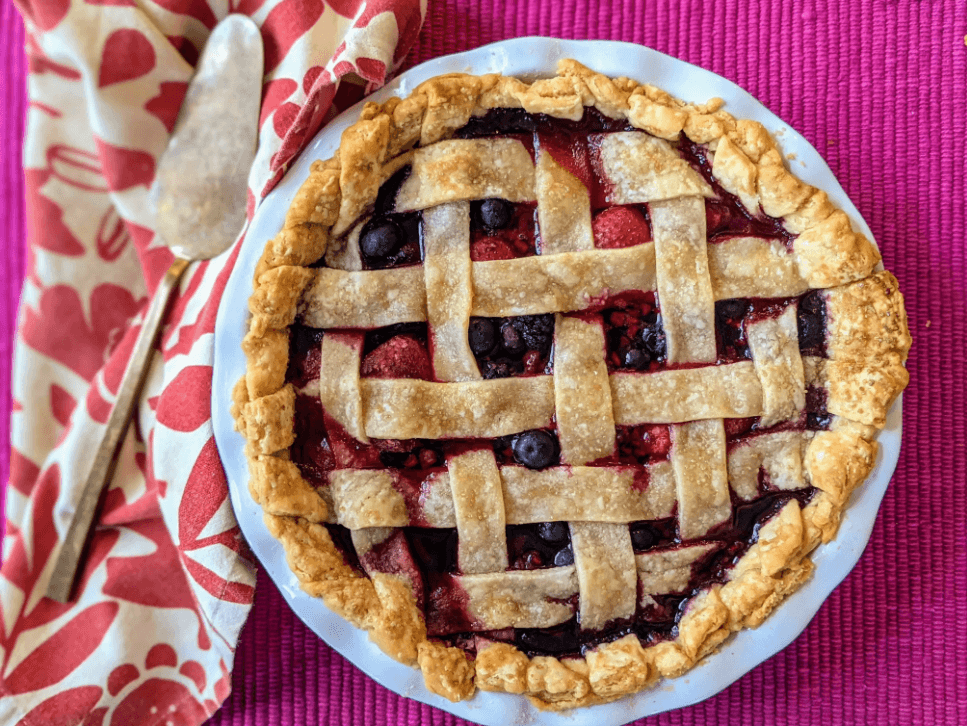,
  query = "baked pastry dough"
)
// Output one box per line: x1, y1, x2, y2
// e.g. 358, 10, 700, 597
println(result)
234, 60, 910, 710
